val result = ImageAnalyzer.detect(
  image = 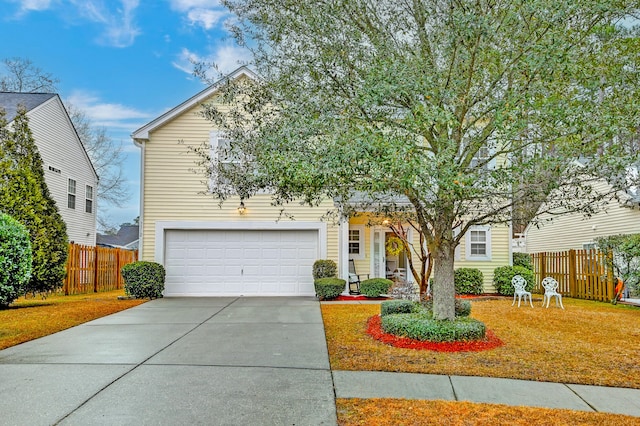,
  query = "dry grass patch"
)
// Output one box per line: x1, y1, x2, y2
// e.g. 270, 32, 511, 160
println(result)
322, 298, 640, 388
336, 399, 640, 426
0, 290, 146, 350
